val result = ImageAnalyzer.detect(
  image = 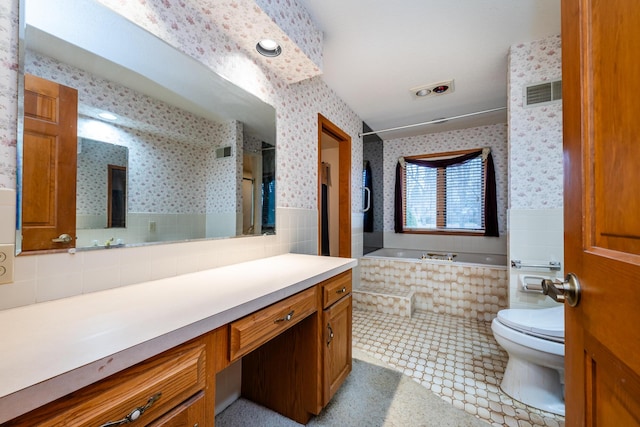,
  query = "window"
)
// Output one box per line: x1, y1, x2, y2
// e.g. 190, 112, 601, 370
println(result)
397, 148, 496, 235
